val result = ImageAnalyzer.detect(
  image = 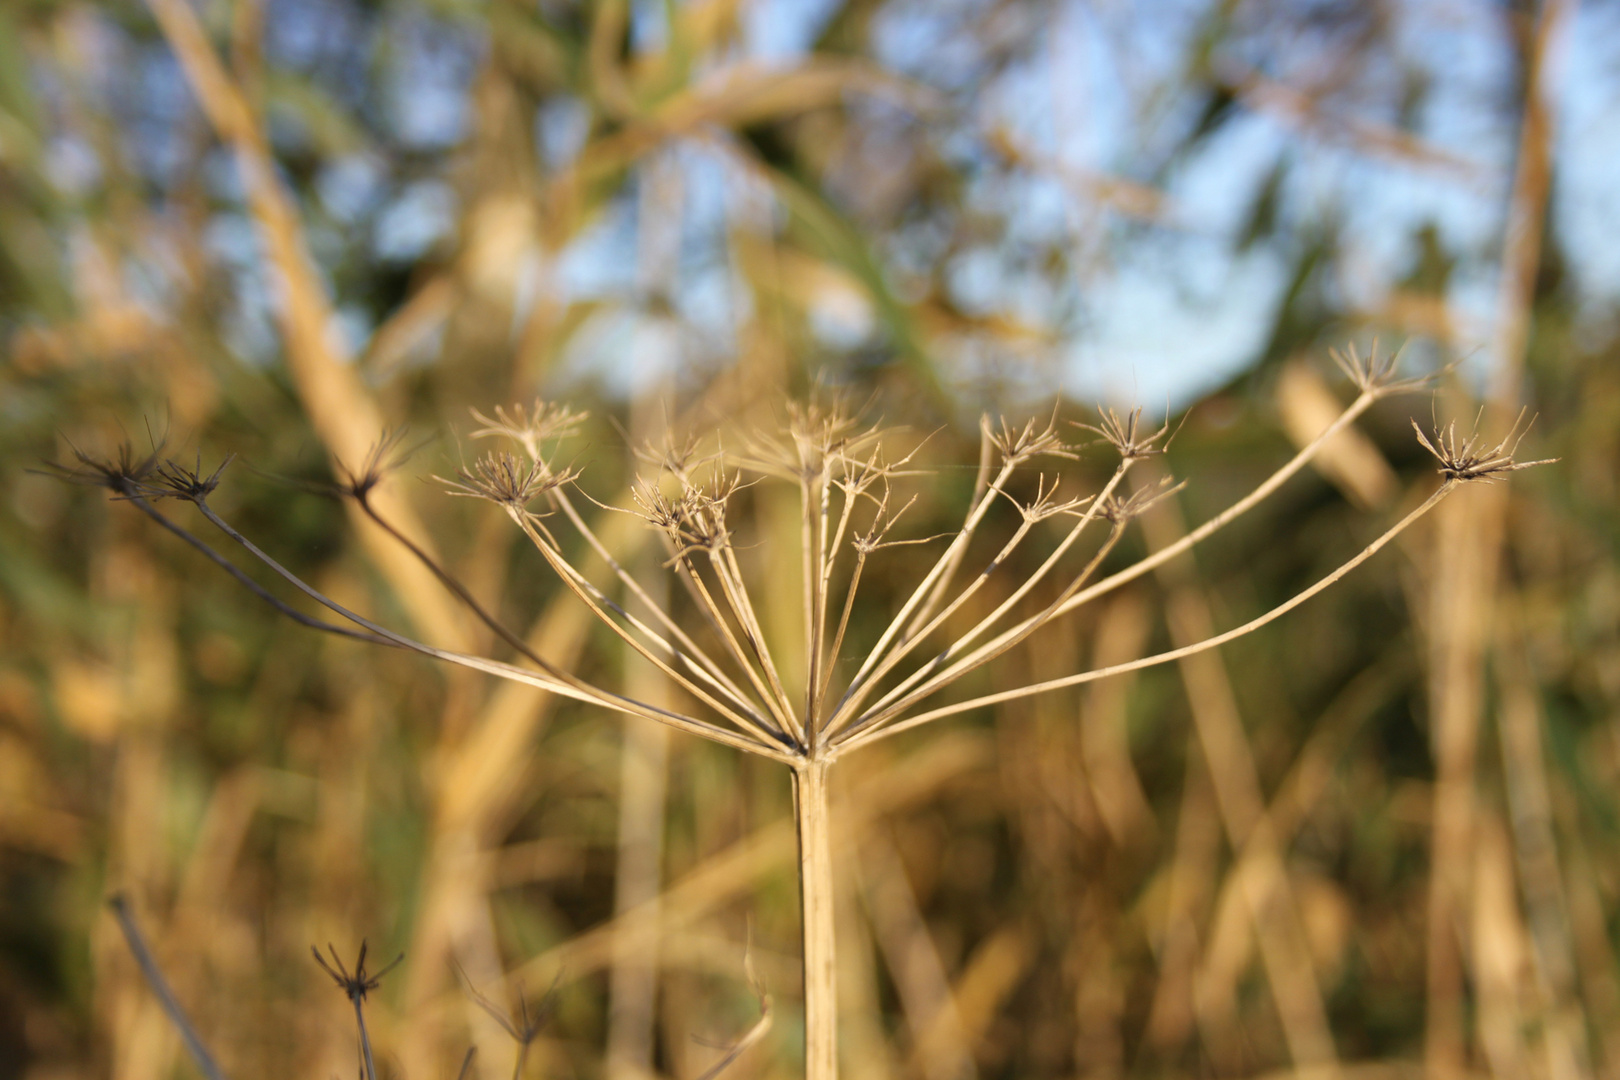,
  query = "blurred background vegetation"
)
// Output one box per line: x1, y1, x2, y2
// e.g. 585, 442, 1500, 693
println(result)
3, 0, 1619, 1078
